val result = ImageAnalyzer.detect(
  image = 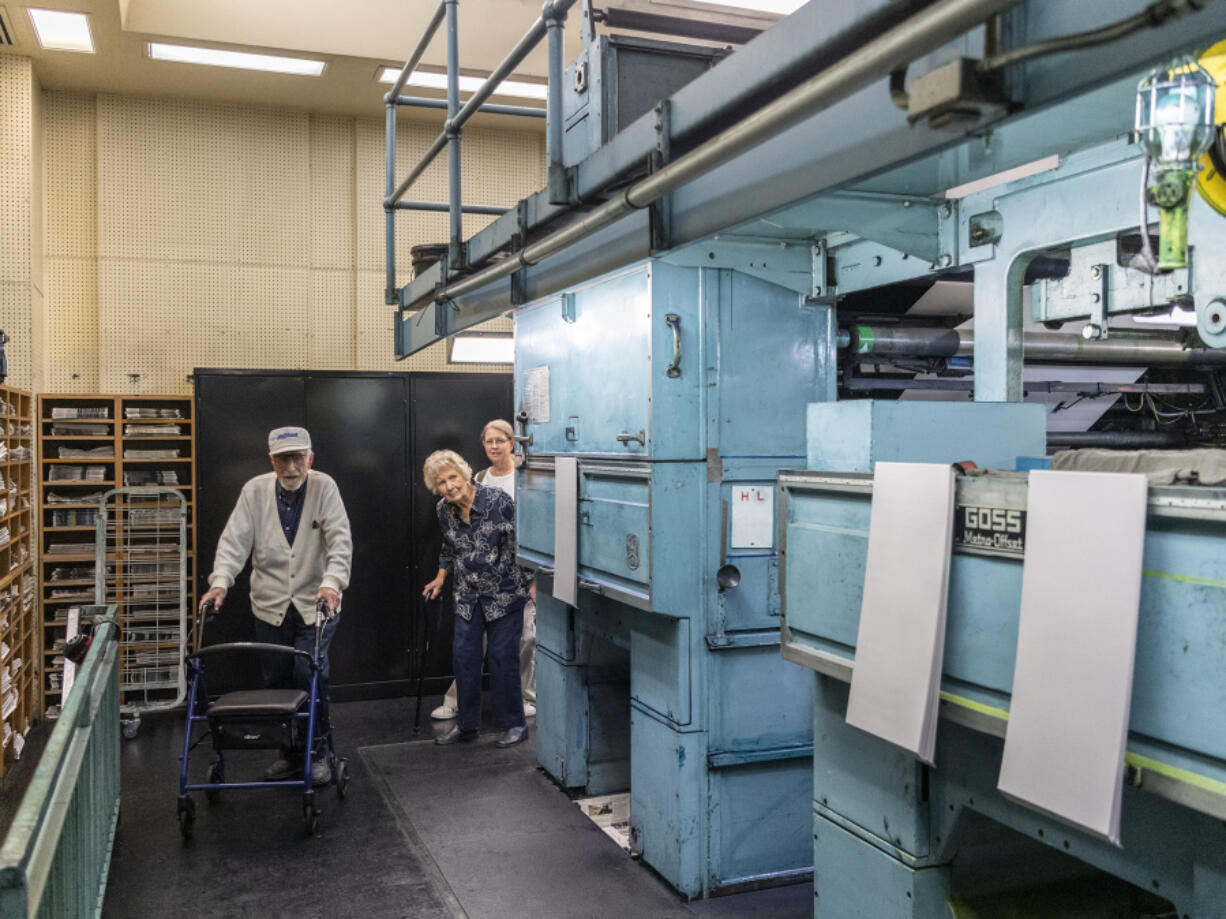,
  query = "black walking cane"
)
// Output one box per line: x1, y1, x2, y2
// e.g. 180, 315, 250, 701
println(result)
413, 595, 431, 735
